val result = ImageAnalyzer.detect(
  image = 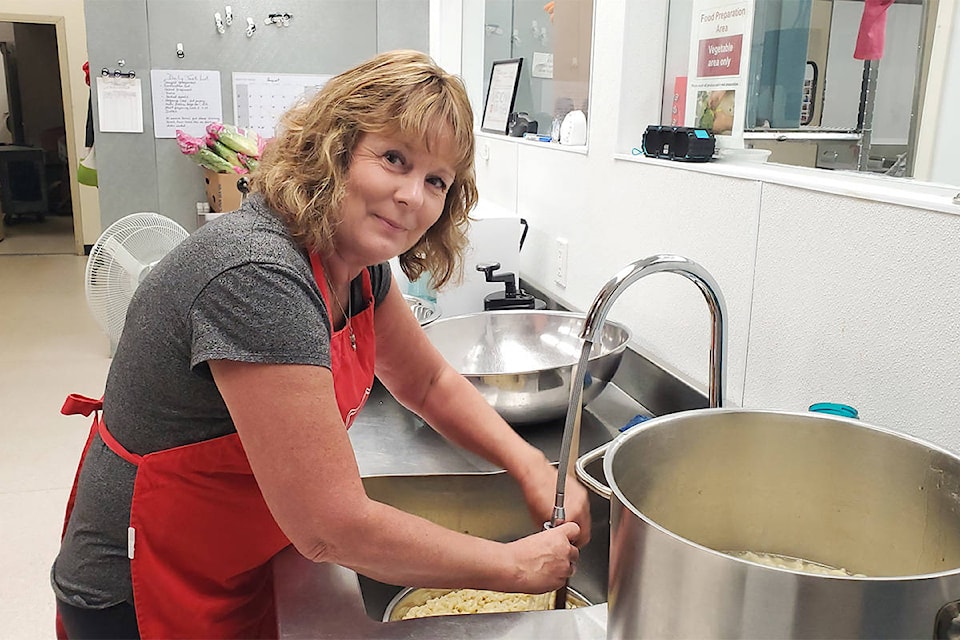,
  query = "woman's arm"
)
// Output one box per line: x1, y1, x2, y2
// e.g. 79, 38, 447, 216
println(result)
373, 281, 591, 544
209, 358, 579, 593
